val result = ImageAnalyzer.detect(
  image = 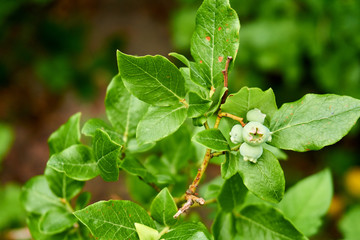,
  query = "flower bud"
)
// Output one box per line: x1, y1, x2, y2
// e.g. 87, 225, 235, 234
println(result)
229, 124, 243, 144
242, 121, 271, 146
246, 108, 266, 124
240, 142, 263, 163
